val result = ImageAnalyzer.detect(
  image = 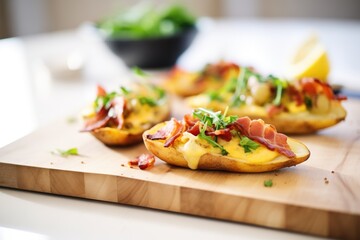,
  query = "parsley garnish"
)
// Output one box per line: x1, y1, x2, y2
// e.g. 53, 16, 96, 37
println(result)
193, 108, 237, 131
192, 108, 238, 156
239, 136, 259, 153
268, 75, 287, 106
120, 86, 131, 95
198, 125, 228, 156
51, 148, 79, 158
207, 91, 223, 102
153, 86, 166, 100
138, 86, 166, 106
95, 91, 117, 112
138, 96, 157, 106
230, 67, 248, 107
264, 179, 273, 187
304, 96, 312, 109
